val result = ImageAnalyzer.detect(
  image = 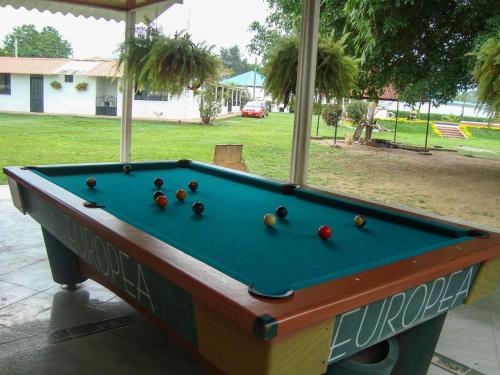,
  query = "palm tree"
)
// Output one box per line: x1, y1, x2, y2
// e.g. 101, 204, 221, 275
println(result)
472, 38, 500, 117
